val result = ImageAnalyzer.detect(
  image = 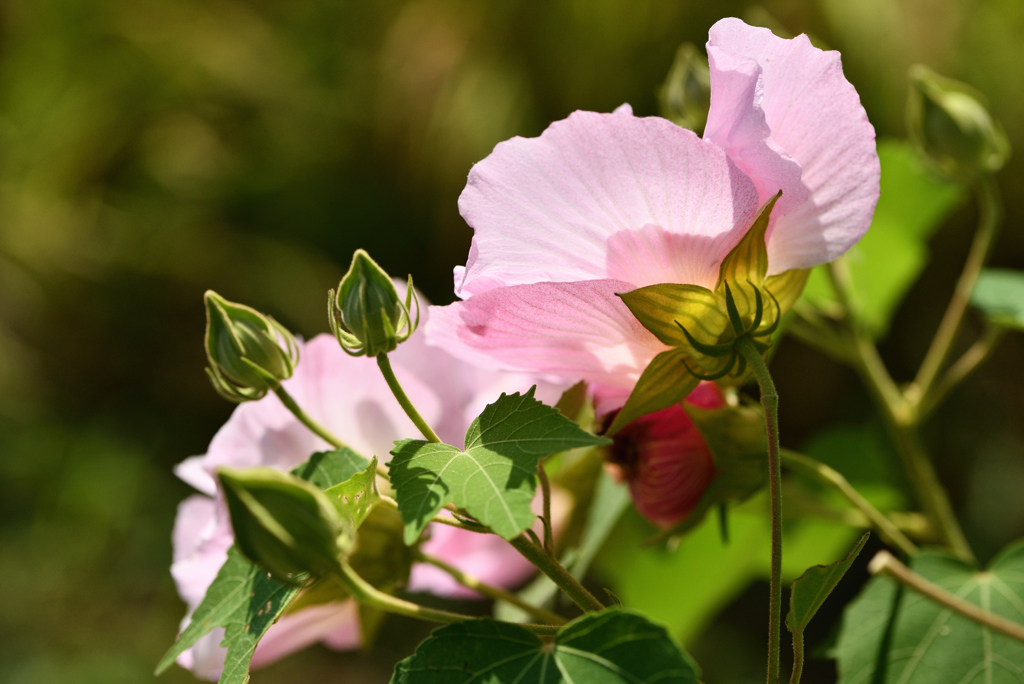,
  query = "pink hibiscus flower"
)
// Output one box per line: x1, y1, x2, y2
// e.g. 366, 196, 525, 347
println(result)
426, 18, 879, 415
171, 325, 565, 679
